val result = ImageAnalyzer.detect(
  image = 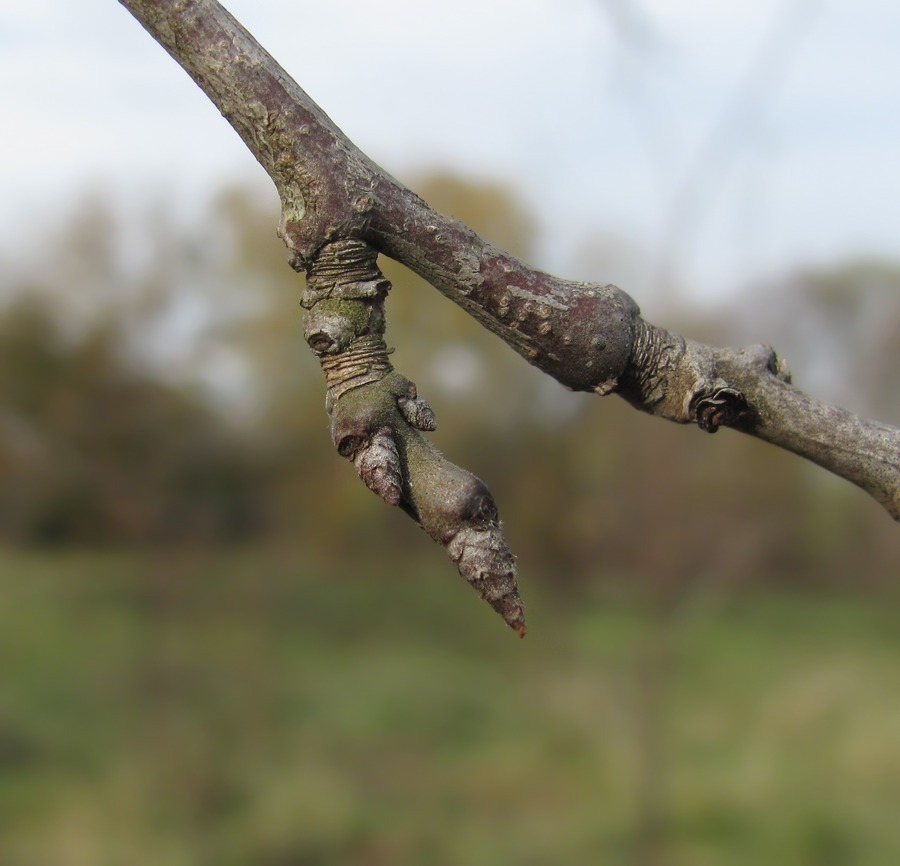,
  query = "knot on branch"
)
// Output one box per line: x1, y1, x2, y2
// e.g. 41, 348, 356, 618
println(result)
688, 345, 790, 433
692, 385, 754, 433
742, 343, 792, 384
